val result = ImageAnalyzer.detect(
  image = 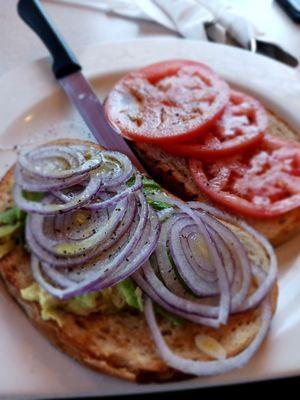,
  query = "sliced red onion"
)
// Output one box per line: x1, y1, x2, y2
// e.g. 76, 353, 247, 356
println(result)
234, 224, 277, 312
205, 228, 234, 284
133, 270, 221, 328
17, 143, 163, 298
188, 202, 277, 312
26, 195, 137, 267
14, 164, 89, 192
31, 194, 144, 292
51, 182, 90, 202
53, 207, 110, 241
18, 145, 102, 179
144, 296, 272, 376
168, 216, 220, 296
154, 216, 190, 298
197, 213, 252, 311
25, 223, 92, 267
147, 194, 231, 325
40, 207, 159, 293
32, 197, 160, 299
18, 145, 82, 173
185, 228, 218, 276
134, 195, 276, 333
49, 193, 148, 281
86, 174, 142, 210
143, 261, 220, 318
14, 141, 277, 378
14, 172, 102, 215
92, 207, 160, 290
183, 231, 219, 283
156, 207, 174, 222
29, 198, 128, 257
99, 151, 133, 188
